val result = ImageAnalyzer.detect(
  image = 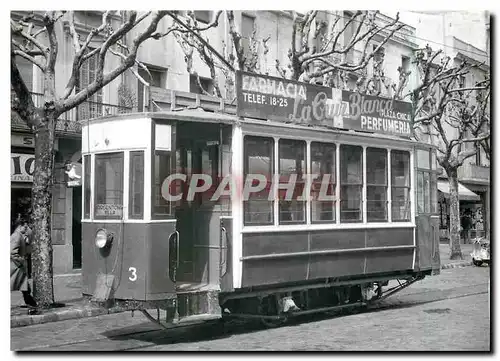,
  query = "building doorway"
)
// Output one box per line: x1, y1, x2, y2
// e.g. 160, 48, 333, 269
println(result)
72, 187, 82, 269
